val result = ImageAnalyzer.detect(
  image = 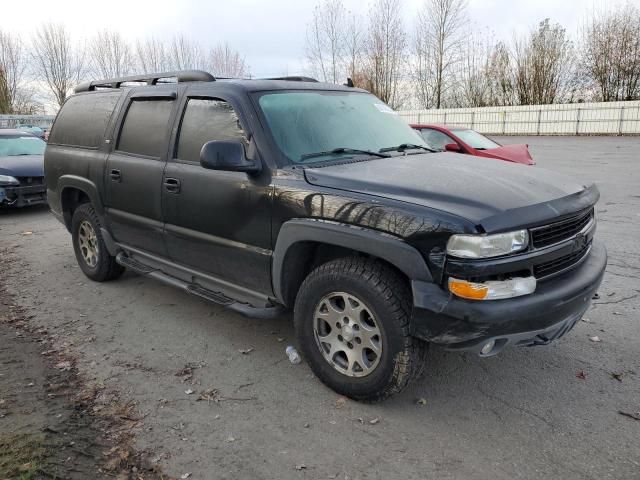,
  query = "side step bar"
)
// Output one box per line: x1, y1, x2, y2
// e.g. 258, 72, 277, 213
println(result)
115, 253, 284, 319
